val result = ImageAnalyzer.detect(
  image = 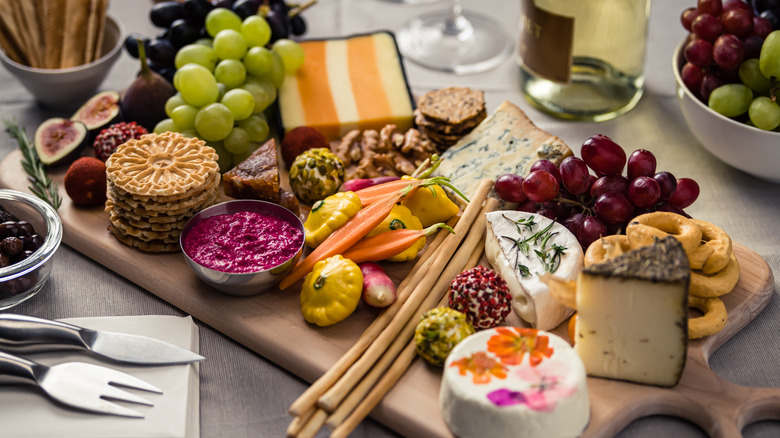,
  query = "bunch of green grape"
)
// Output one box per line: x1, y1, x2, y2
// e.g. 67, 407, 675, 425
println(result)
153, 8, 305, 170
708, 30, 780, 131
